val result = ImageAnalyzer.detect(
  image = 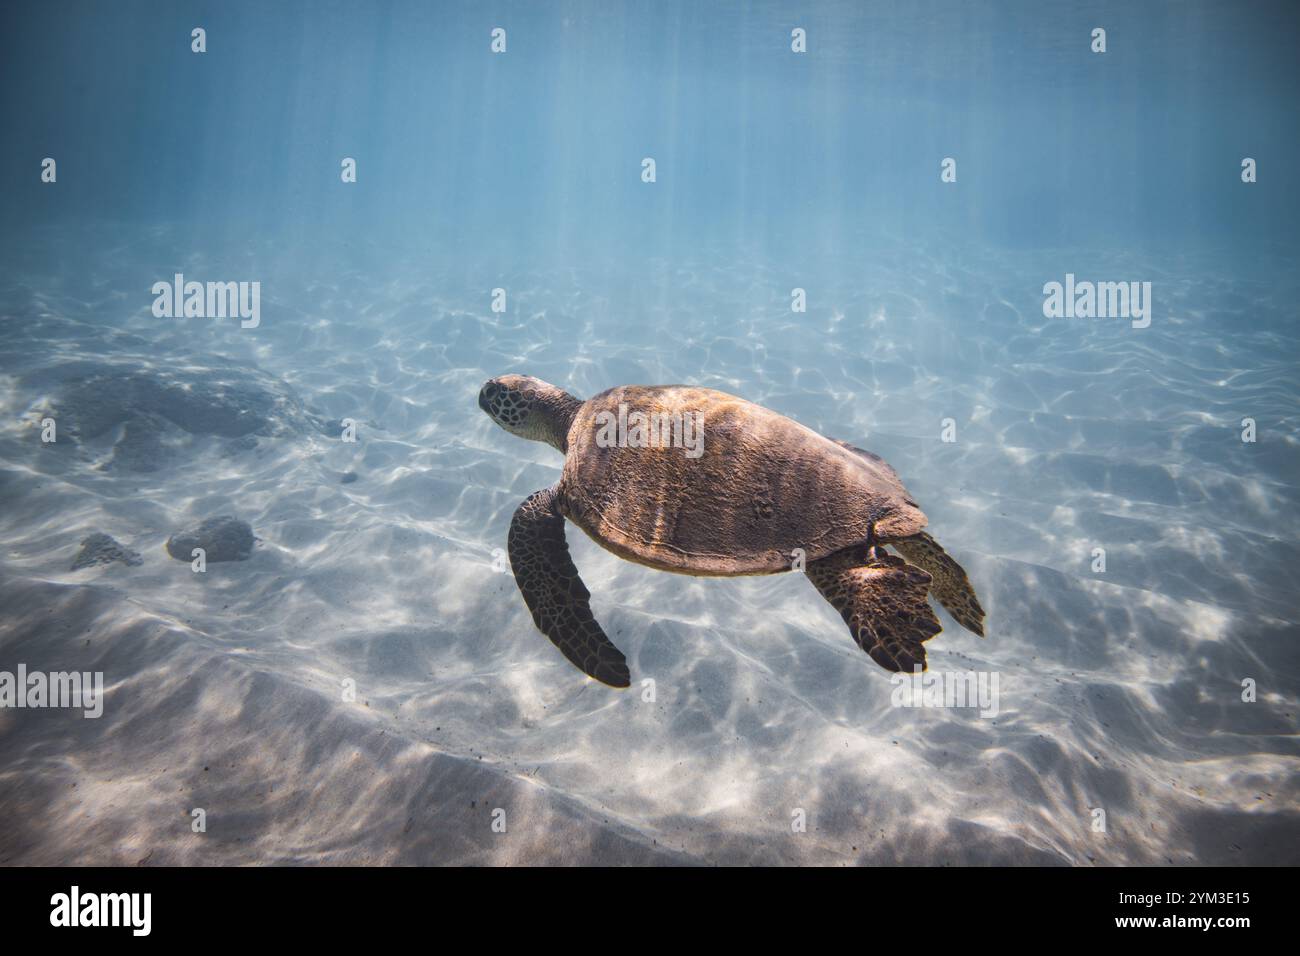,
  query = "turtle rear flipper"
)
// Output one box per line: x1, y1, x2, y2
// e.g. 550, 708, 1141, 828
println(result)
892, 532, 985, 636
508, 485, 631, 687
807, 547, 942, 672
